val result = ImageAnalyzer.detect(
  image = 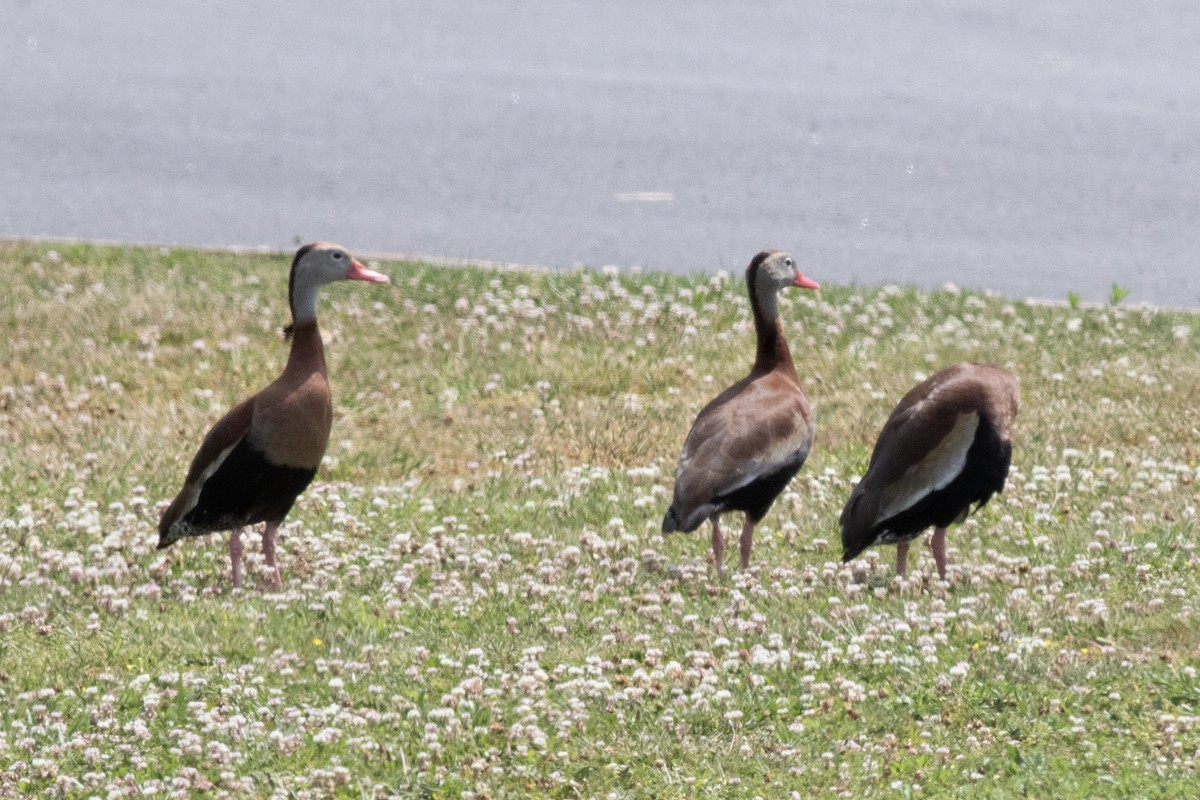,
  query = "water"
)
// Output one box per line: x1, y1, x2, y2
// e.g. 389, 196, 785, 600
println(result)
3, 1, 1199, 306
